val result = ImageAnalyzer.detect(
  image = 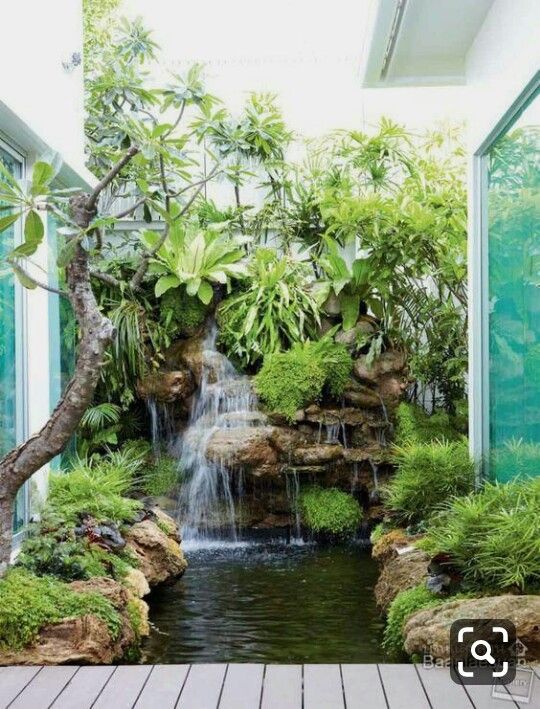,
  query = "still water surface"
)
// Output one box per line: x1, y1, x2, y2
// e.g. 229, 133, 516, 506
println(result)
143, 542, 386, 664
